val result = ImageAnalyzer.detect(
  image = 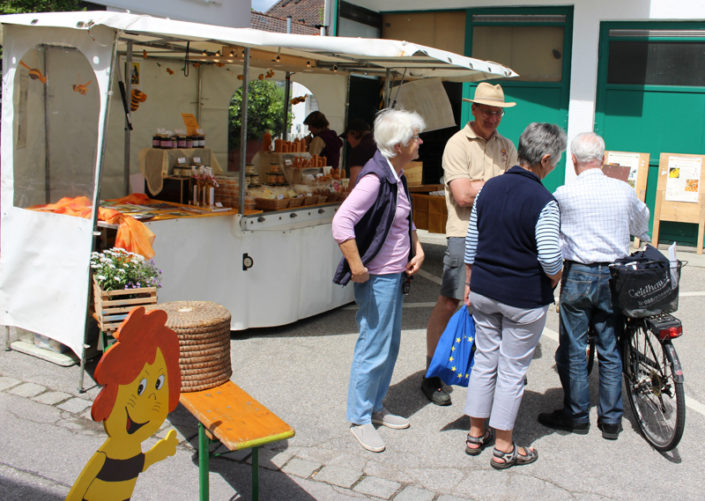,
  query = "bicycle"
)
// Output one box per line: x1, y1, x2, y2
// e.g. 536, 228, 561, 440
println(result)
609, 251, 686, 452
575, 251, 685, 452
